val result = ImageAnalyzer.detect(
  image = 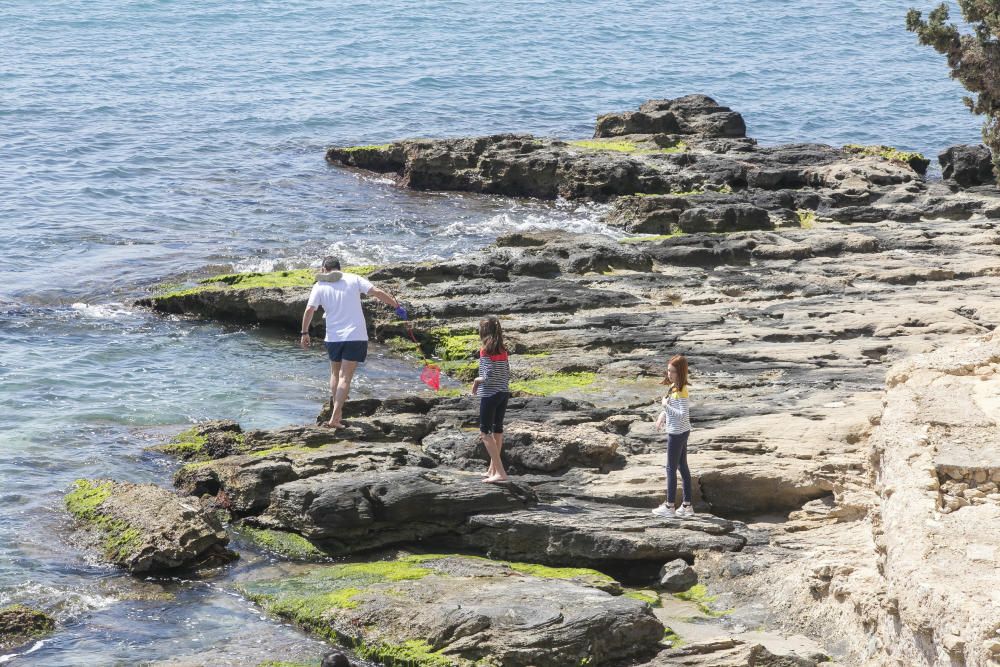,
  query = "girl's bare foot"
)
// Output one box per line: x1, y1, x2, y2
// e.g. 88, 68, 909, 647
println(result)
325, 420, 345, 429
484, 474, 508, 483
